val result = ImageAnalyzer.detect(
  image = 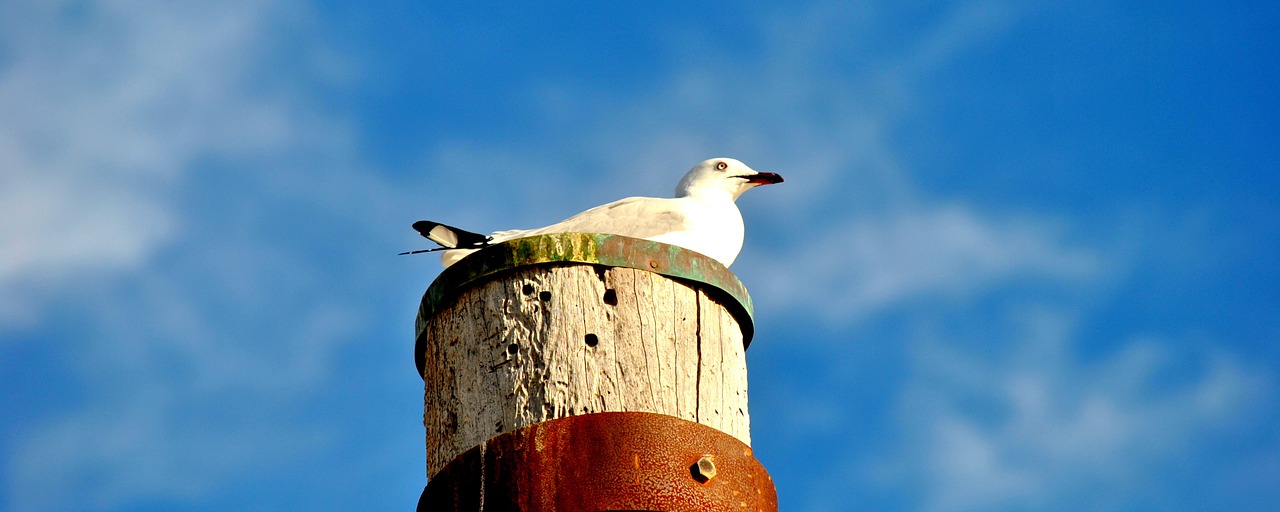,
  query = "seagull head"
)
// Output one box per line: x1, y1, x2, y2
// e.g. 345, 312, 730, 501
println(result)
675, 158, 784, 200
